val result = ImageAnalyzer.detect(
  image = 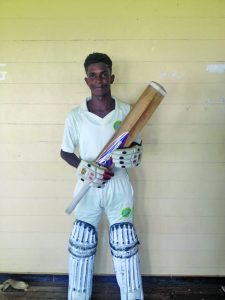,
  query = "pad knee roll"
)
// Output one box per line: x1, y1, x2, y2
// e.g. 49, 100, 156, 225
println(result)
69, 219, 97, 258
109, 222, 139, 258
